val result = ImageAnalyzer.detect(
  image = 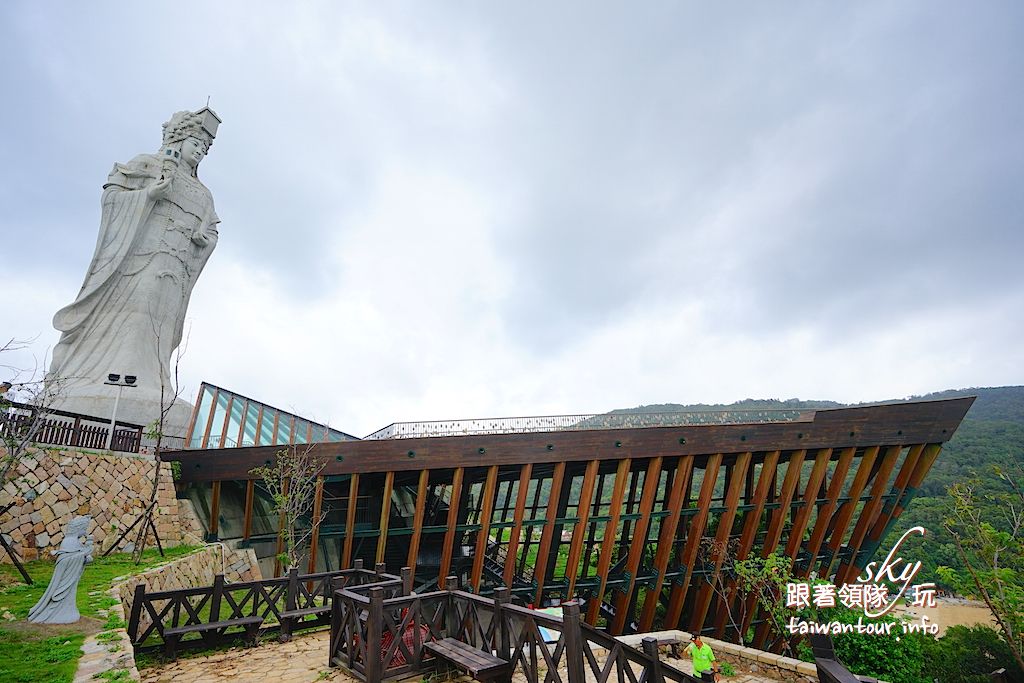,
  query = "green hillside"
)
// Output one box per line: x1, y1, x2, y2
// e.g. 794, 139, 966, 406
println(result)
616, 386, 1024, 586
